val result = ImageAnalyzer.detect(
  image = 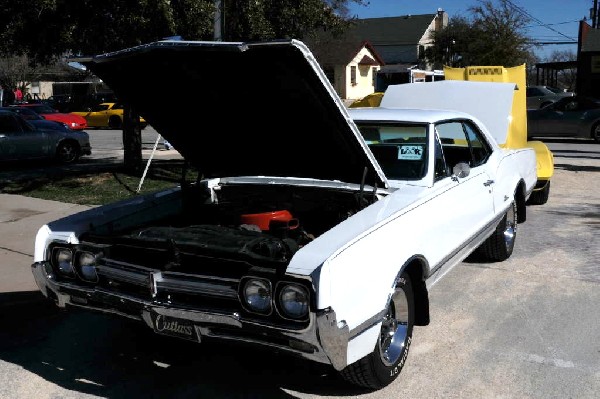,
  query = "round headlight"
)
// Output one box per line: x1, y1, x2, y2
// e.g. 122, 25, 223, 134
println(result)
243, 279, 272, 314
279, 284, 309, 319
76, 251, 98, 282
54, 248, 75, 277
